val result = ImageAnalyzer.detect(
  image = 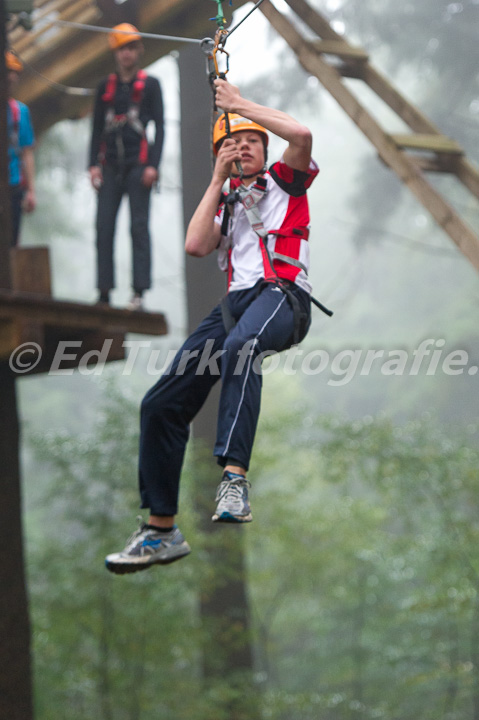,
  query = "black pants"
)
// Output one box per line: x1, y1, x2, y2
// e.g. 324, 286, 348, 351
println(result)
10, 185, 24, 247
96, 163, 152, 292
138, 282, 311, 516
